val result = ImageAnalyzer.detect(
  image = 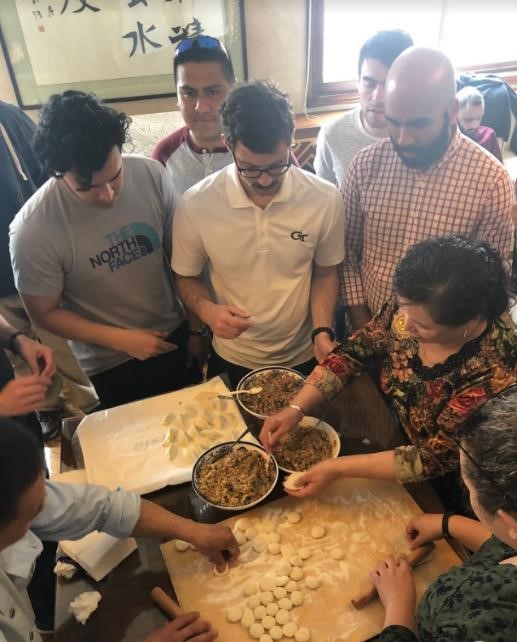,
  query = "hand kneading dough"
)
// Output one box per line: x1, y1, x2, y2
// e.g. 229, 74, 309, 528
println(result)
290, 567, 303, 581
283, 471, 305, 491
270, 626, 284, 641
331, 547, 344, 560
310, 525, 325, 539
305, 576, 321, 590
287, 511, 301, 524
283, 621, 297, 638
226, 607, 242, 623
290, 590, 304, 606
241, 608, 254, 627
174, 539, 189, 552
295, 627, 311, 641
275, 608, 290, 625
250, 622, 265, 639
